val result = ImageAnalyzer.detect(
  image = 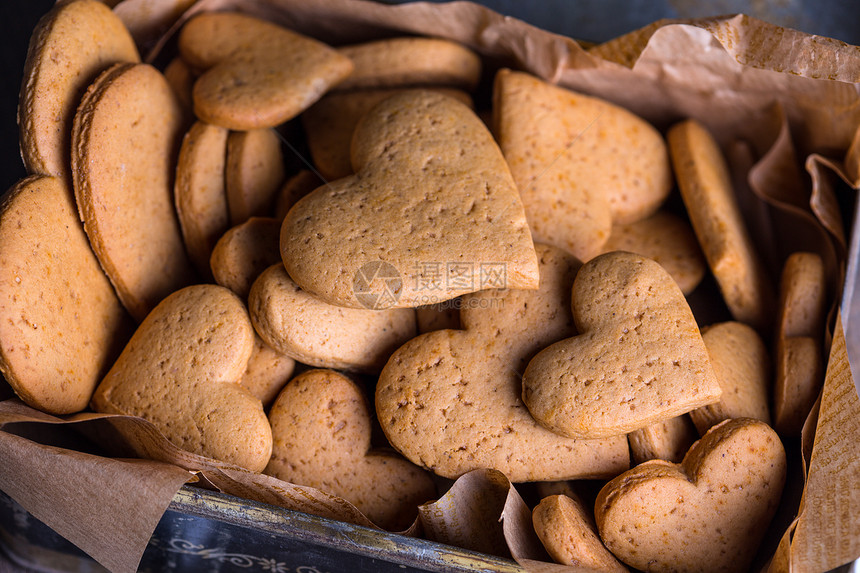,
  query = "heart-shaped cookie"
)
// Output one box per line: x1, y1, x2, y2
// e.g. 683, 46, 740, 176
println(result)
595, 418, 786, 573
91, 284, 272, 472
281, 90, 539, 309
522, 251, 722, 439
375, 243, 629, 482
178, 12, 353, 130
265, 369, 436, 531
